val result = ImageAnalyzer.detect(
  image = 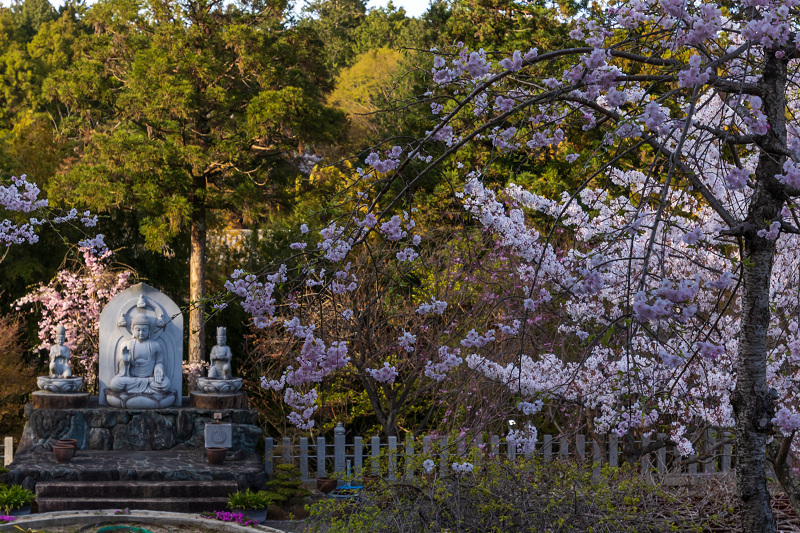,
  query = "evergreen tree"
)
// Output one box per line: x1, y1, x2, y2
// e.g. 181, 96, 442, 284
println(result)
49, 0, 345, 362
